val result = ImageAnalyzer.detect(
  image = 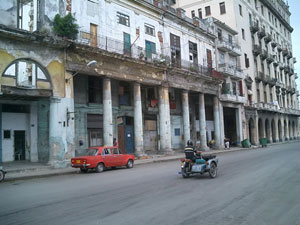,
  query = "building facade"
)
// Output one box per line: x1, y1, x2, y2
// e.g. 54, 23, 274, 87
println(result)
175, 0, 300, 145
